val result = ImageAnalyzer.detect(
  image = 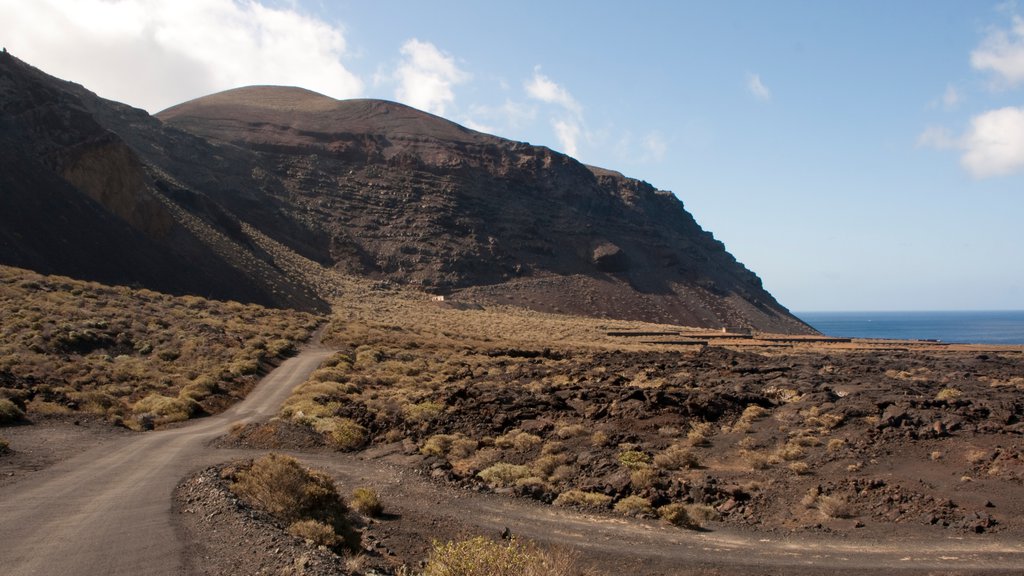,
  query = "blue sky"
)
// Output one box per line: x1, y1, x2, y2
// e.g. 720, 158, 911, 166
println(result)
1, 1, 1022, 311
